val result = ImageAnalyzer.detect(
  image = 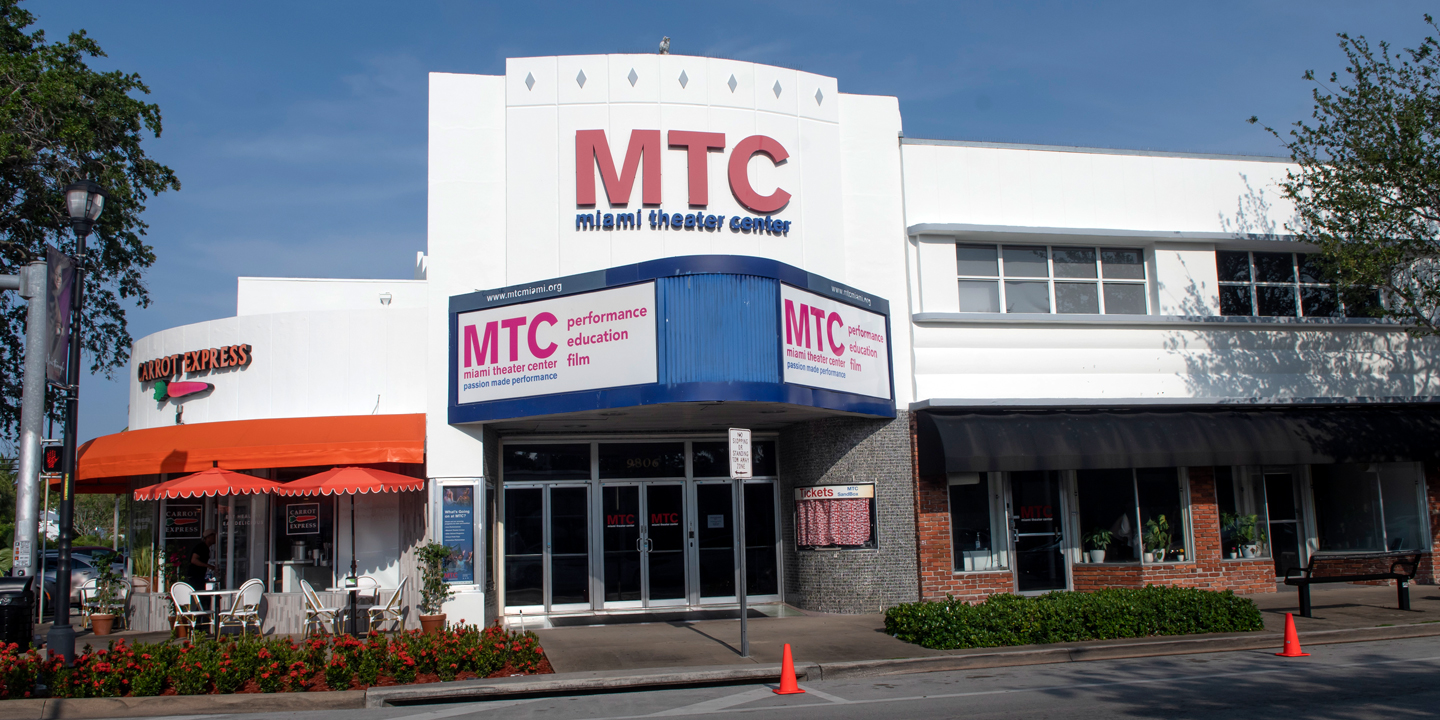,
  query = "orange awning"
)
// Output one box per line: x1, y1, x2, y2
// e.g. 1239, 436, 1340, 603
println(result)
276, 466, 425, 496
77, 414, 425, 482
134, 467, 284, 501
